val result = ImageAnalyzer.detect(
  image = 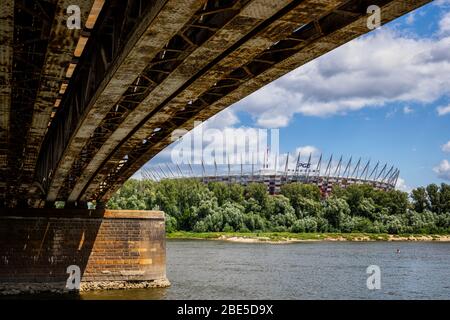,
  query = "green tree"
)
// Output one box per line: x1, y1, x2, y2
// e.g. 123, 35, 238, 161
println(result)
268, 195, 297, 230
291, 217, 318, 233
334, 184, 378, 216
243, 213, 266, 231
281, 183, 321, 201
221, 202, 246, 232
323, 197, 351, 231
245, 183, 269, 216
107, 179, 155, 209
229, 183, 244, 203
165, 214, 178, 233
383, 215, 407, 234
439, 183, 450, 214
208, 182, 230, 206
280, 183, 322, 217
357, 198, 377, 220
411, 187, 429, 213
155, 178, 215, 230
375, 189, 409, 216
108, 177, 449, 235
426, 184, 441, 214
